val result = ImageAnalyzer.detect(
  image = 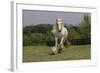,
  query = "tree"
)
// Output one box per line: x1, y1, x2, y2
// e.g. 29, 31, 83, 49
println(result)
79, 14, 91, 38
